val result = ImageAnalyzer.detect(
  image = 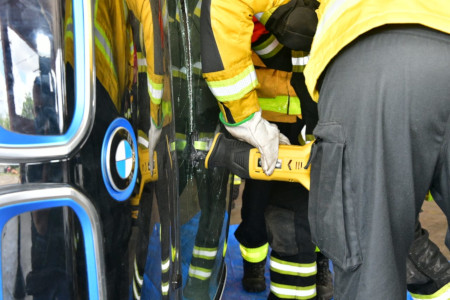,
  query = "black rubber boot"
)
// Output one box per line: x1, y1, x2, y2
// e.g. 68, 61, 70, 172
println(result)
316, 252, 333, 300
242, 258, 267, 292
